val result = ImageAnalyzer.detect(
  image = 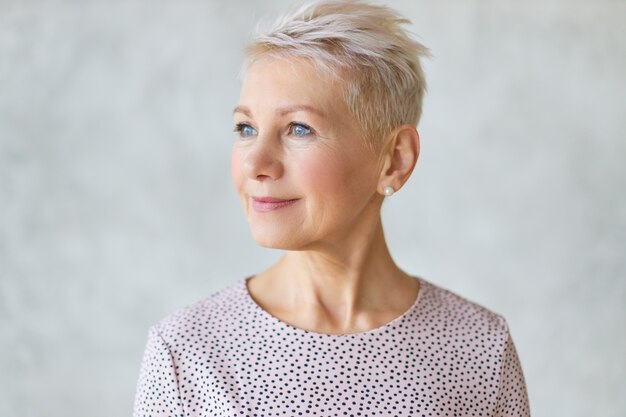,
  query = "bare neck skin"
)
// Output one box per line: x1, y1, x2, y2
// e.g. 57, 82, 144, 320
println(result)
247, 213, 419, 335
